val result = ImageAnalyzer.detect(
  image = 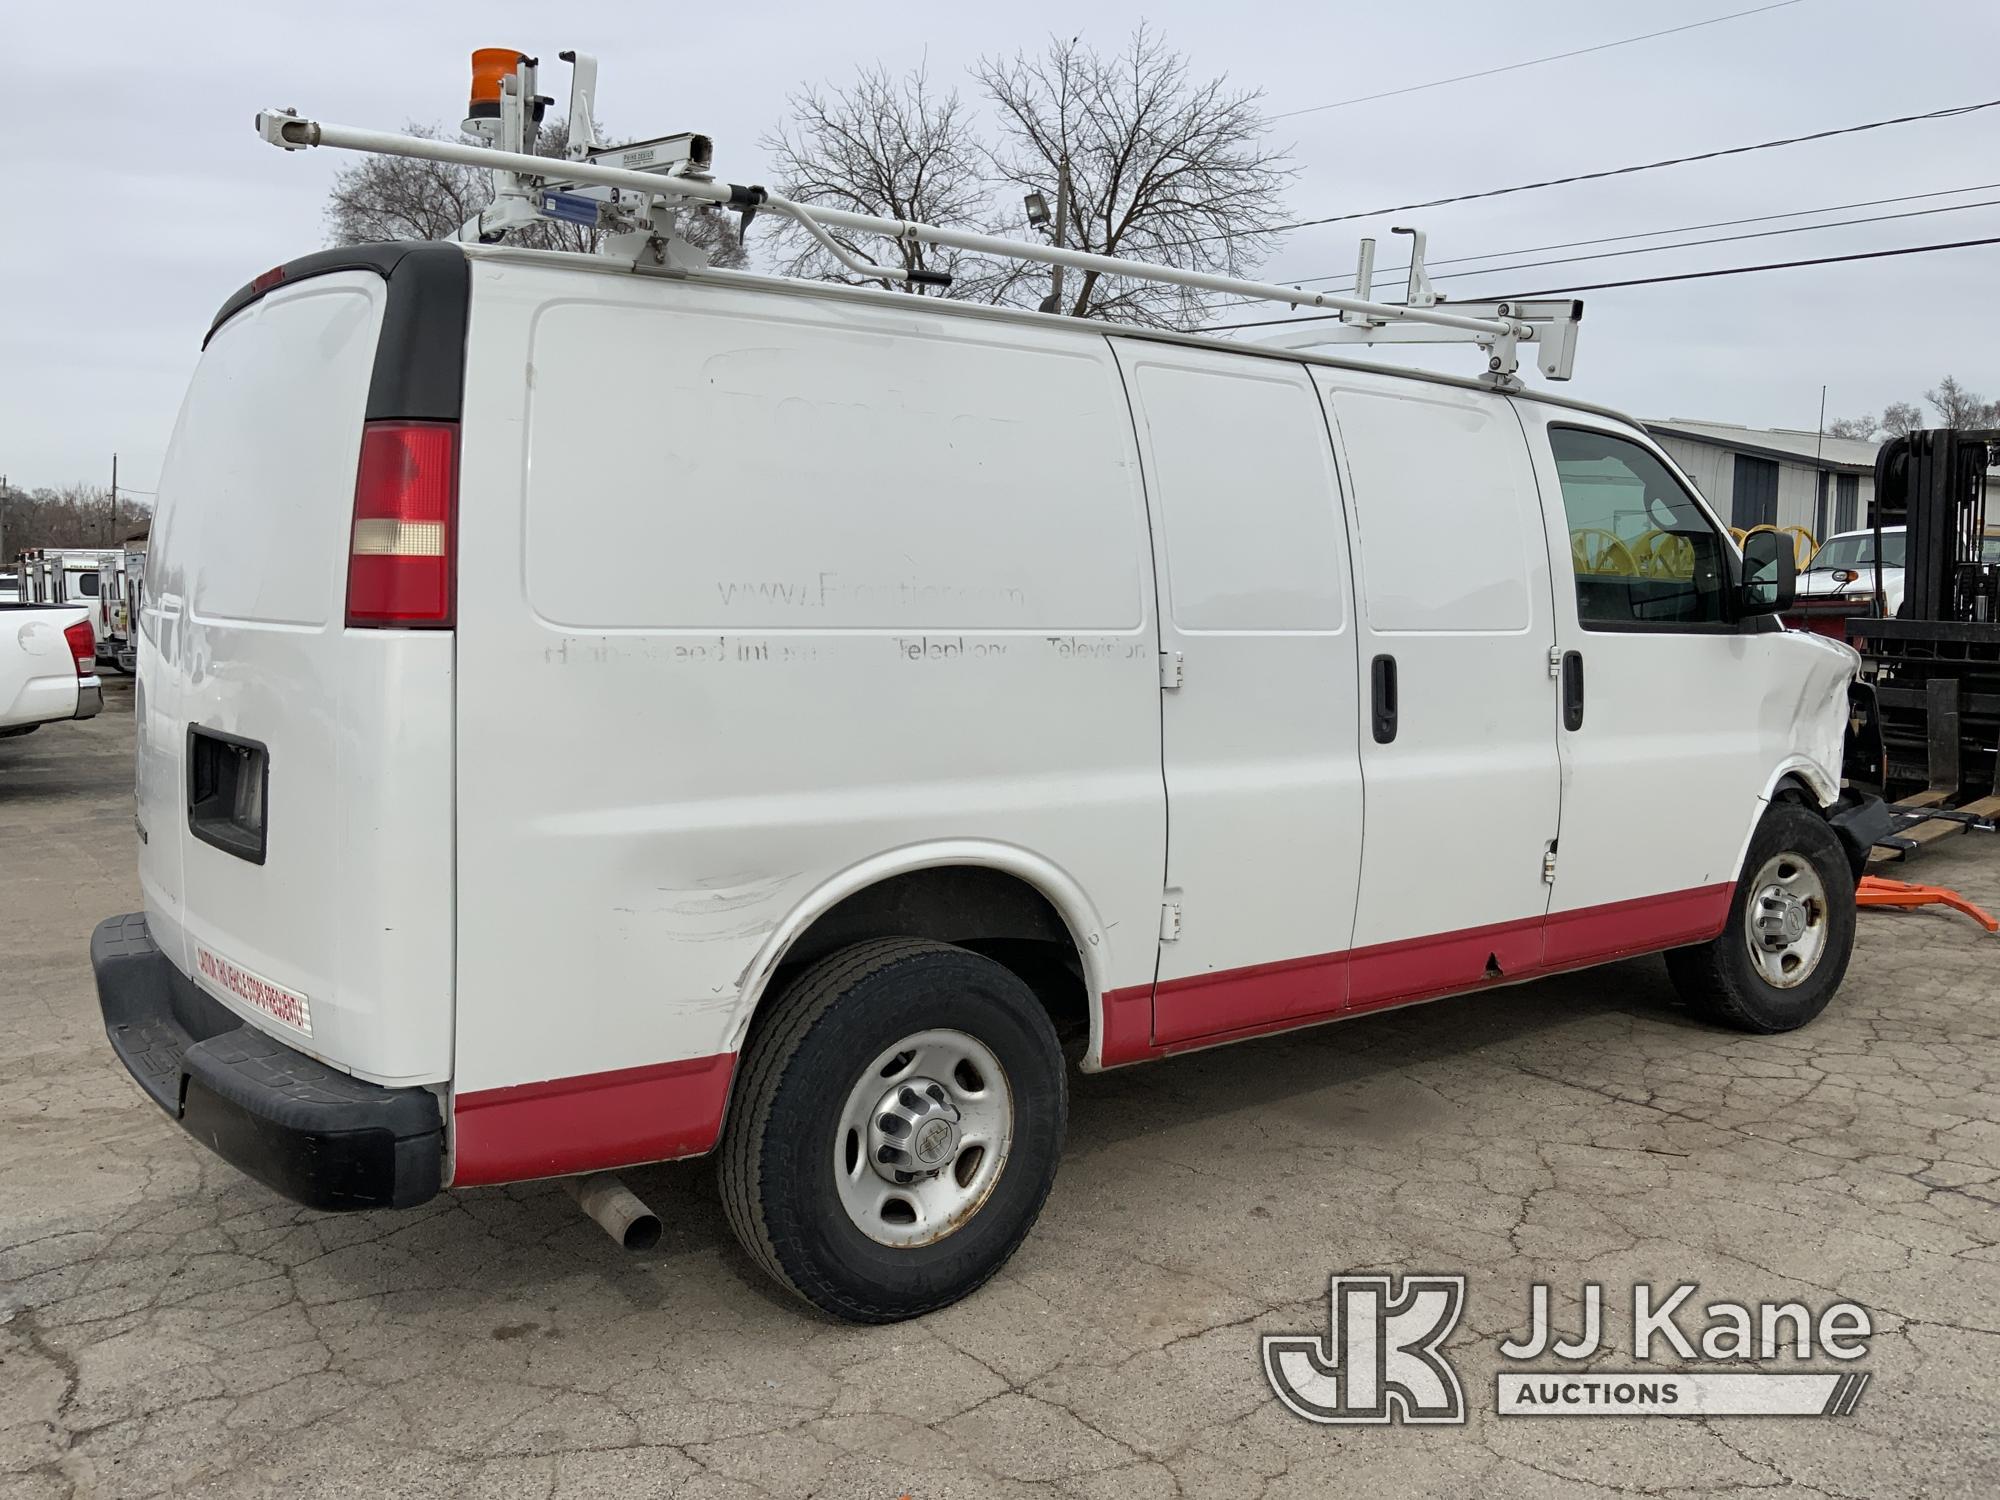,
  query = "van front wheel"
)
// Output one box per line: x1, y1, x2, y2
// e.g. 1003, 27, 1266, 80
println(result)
718, 939, 1067, 1323
1665, 802, 1857, 1033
